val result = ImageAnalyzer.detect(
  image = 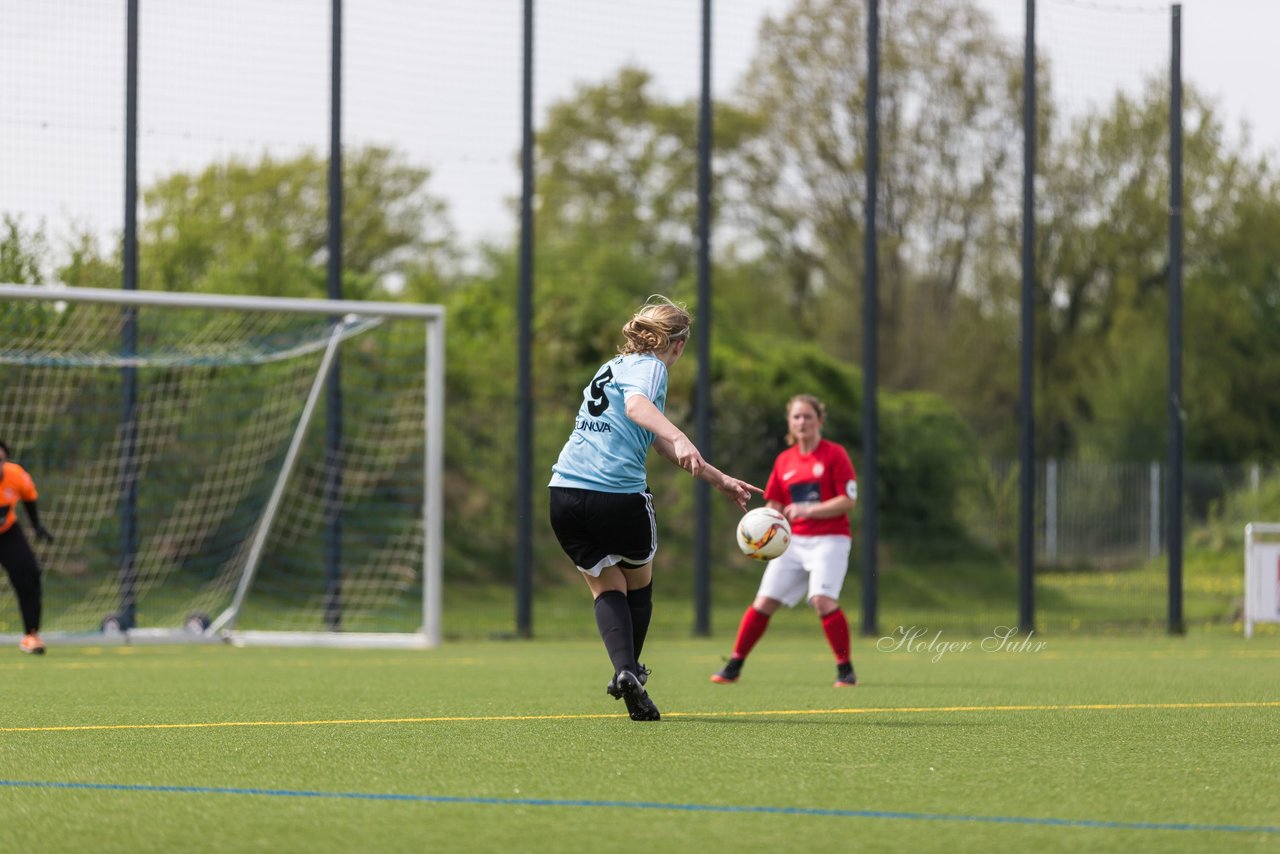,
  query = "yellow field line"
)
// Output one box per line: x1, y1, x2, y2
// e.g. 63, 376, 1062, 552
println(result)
2, 700, 1276, 733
